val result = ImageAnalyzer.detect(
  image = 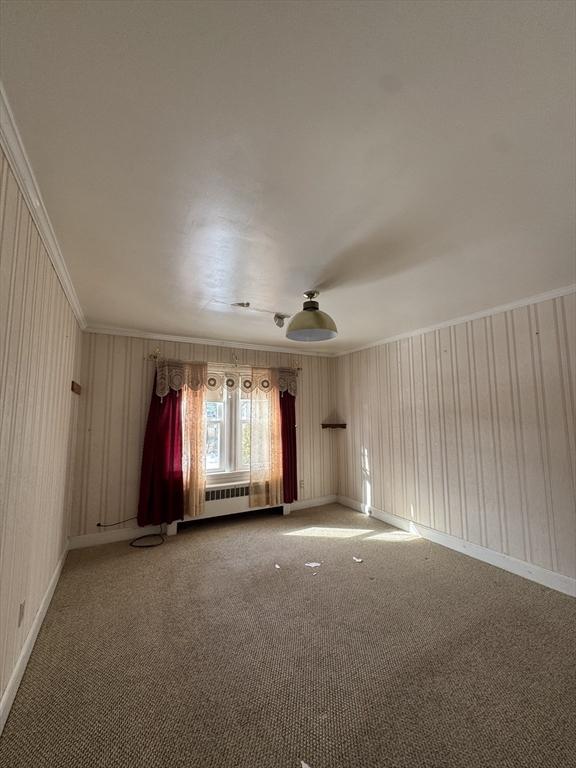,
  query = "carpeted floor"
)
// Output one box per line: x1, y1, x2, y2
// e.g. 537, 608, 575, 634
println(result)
1, 503, 575, 768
